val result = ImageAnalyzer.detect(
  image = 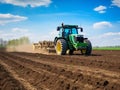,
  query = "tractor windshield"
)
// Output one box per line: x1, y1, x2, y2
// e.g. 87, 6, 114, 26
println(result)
71, 28, 78, 34
64, 27, 78, 35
